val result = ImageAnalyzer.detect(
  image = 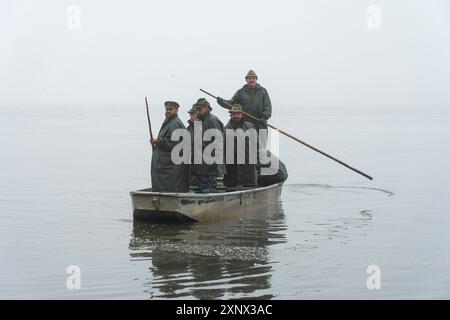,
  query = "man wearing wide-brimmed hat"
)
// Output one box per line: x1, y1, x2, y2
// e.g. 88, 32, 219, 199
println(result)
223, 104, 258, 187
150, 101, 190, 193
217, 70, 272, 131
191, 98, 225, 193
